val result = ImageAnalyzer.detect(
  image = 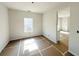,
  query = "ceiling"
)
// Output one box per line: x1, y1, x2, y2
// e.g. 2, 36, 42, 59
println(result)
1, 2, 63, 13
